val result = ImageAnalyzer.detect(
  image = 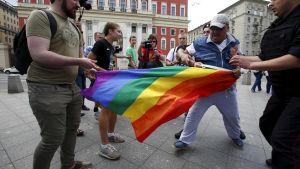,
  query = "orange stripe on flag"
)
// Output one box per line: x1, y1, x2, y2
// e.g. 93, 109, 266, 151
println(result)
132, 71, 235, 142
